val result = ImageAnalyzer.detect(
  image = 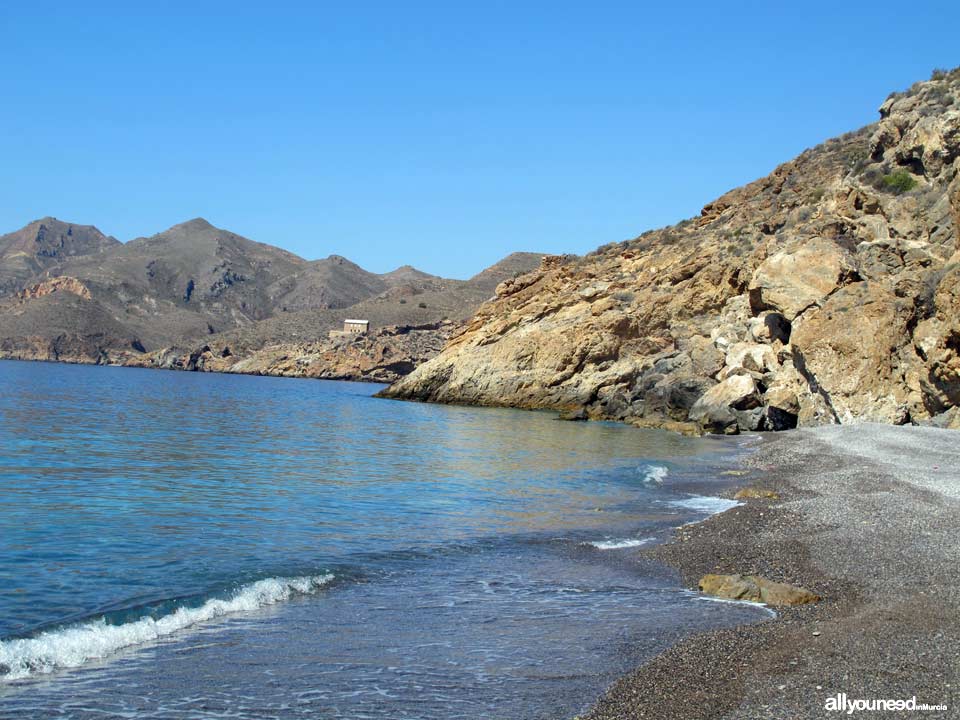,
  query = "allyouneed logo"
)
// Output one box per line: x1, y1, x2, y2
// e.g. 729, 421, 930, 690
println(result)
824, 694, 948, 714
